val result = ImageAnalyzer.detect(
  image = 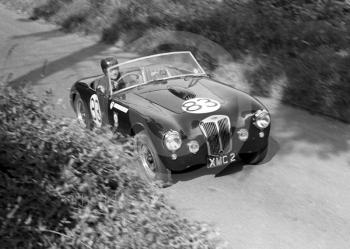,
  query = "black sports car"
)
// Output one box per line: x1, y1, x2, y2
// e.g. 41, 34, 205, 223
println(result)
70, 51, 271, 183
